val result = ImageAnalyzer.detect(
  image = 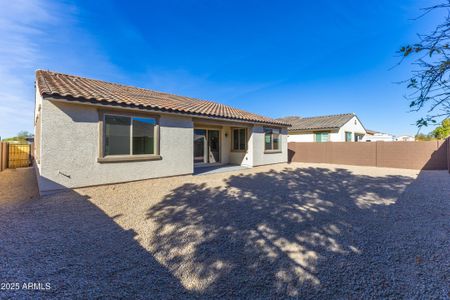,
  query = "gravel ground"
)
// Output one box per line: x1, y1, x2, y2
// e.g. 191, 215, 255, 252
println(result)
0, 167, 38, 205
0, 163, 448, 299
